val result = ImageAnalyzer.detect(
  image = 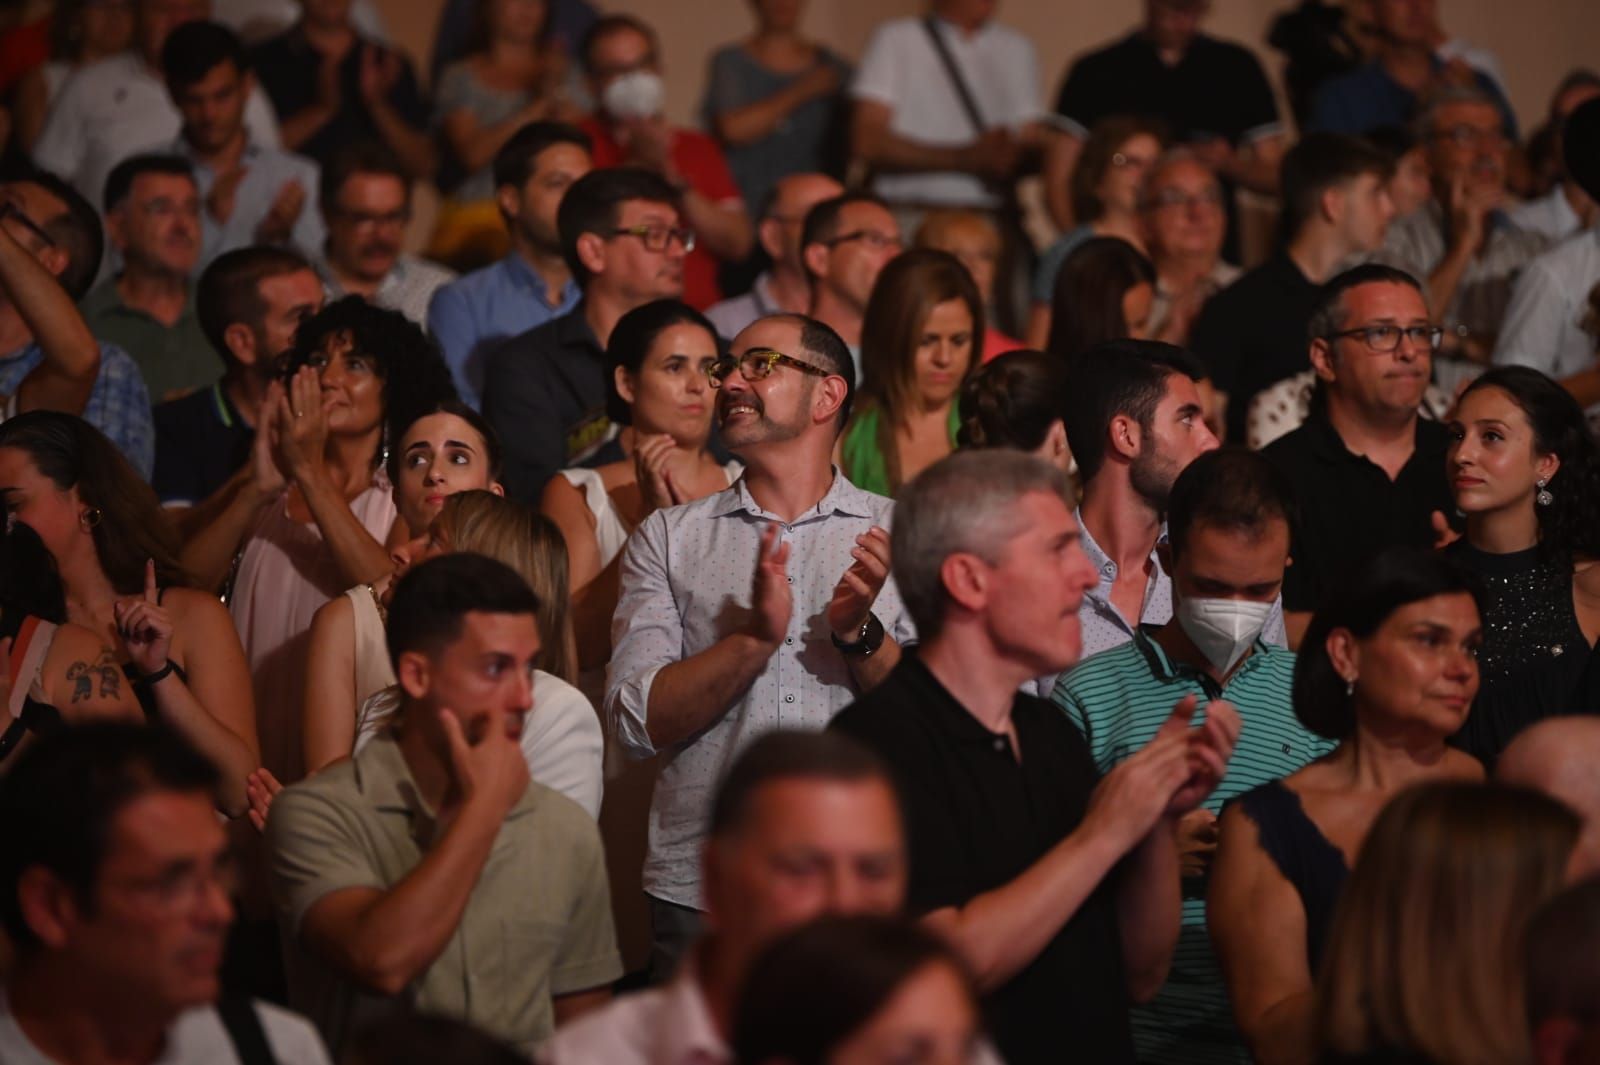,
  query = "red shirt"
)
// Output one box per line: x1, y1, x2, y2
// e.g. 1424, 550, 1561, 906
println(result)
0, 16, 51, 96
580, 118, 743, 311
981, 328, 1027, 364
